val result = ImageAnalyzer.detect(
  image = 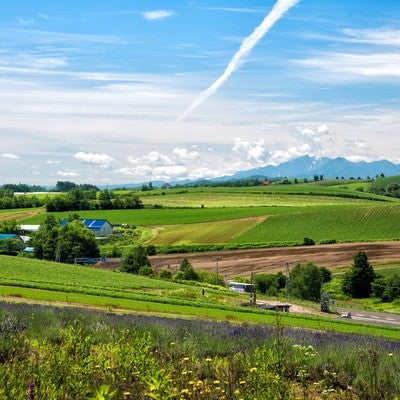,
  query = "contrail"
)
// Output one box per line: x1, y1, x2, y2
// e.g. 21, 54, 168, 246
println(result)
177, 0, 299, 121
